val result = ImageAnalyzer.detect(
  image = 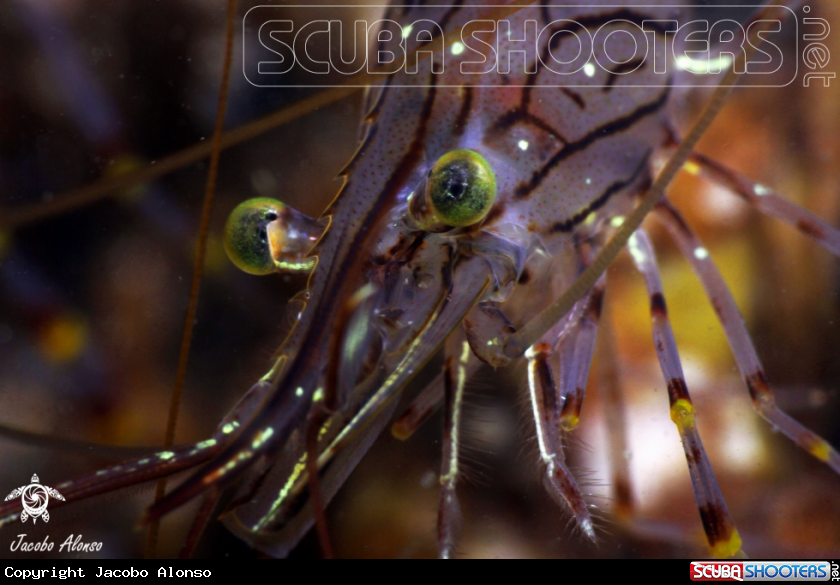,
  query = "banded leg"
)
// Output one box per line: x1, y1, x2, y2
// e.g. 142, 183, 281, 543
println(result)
686, 152, 840, 257
526, 340, 596, 543
437, 335, 471, 559
459, 246, 602, 541
627, 229, 743, 559
656, 201, 840, 473
558, 278, 605, 432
